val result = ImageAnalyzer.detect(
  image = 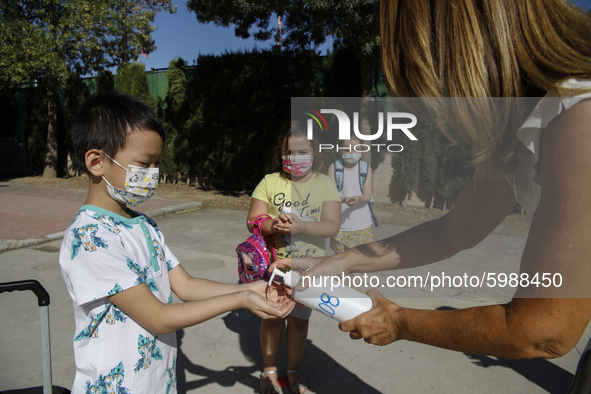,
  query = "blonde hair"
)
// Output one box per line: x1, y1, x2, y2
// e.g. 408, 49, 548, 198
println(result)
381, 0, 591, 176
